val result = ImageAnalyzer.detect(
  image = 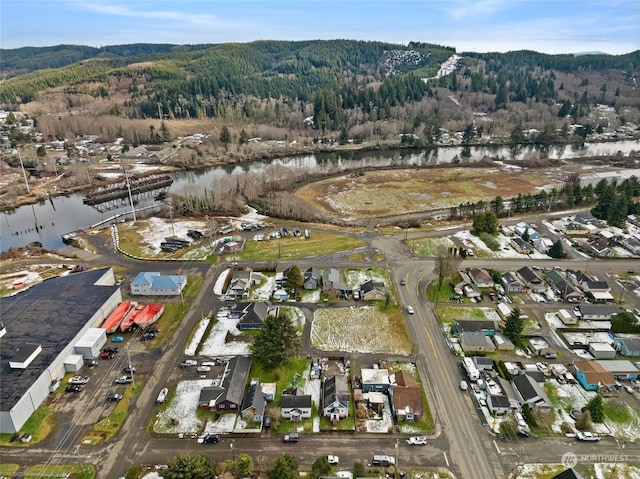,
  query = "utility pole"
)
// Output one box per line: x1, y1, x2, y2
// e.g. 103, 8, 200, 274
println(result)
126, 344, 134, 386
123, 166, 137, 223
17, 148, 30, 193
